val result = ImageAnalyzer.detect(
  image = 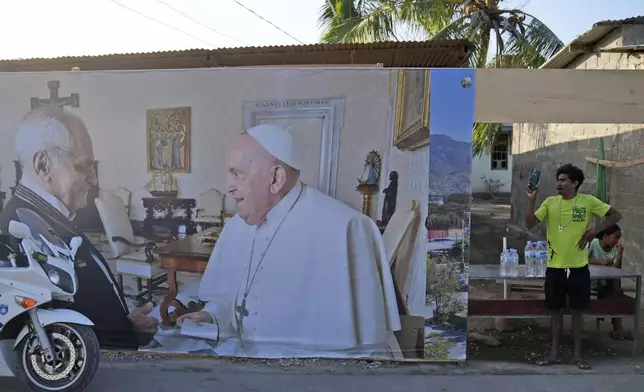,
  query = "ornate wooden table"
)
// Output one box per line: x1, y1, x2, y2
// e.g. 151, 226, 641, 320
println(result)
142, 197, 196, 238
154, 231, 215, 326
